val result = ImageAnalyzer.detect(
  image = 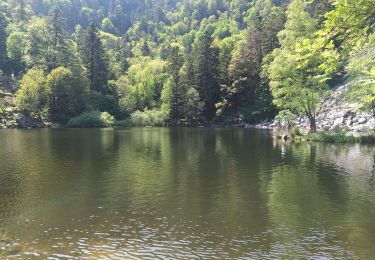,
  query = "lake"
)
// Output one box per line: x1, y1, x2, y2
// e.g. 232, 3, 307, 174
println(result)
0, 128, 374, 259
